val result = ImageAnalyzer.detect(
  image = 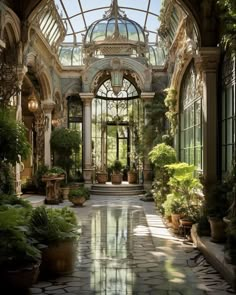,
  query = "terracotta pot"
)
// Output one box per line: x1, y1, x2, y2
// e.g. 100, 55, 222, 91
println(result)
40, 240, 77, 276
128, 171, 137, 184
1, 263, 40, 289
96, 172, 108, 184
208, 216, 226, 243
69, 195, 86, 206
111, 173, 122, 184
171, 213, 181, 230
